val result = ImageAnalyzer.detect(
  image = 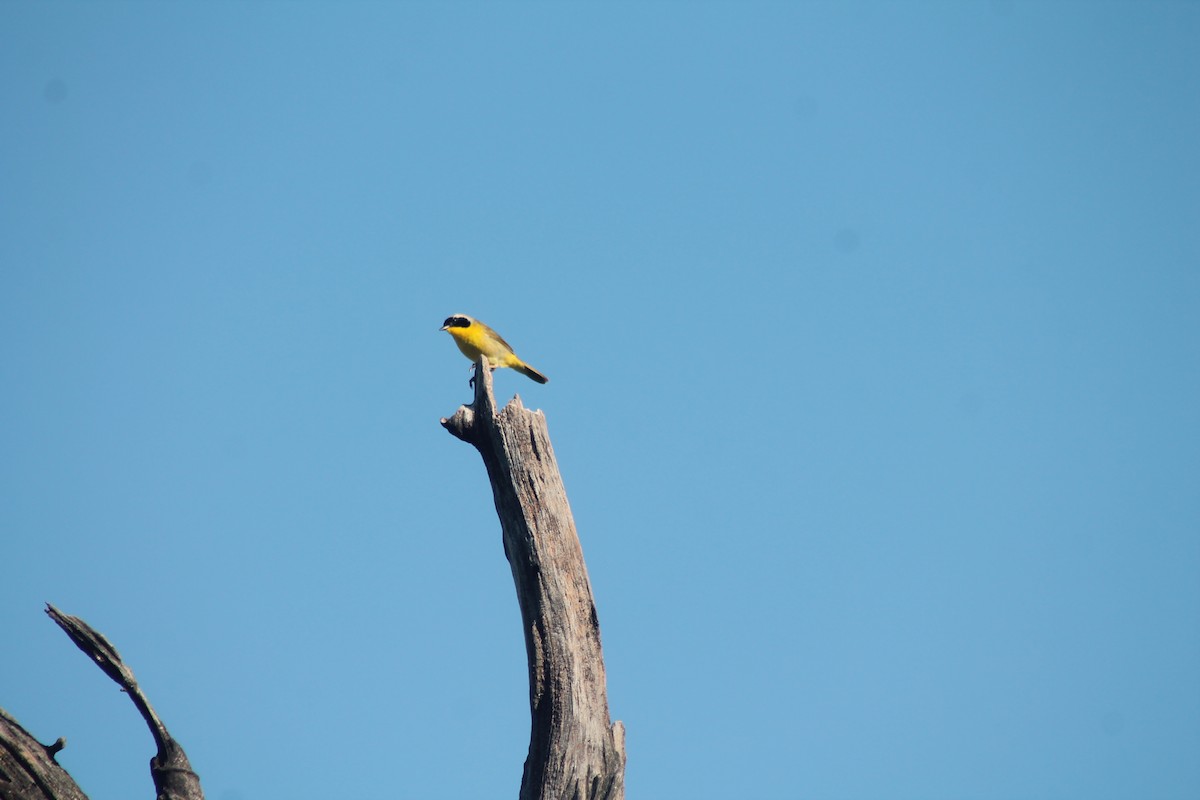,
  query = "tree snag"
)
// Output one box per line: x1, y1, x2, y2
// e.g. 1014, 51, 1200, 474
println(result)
0, 606, 204, 800
44, 605, 203, 800
441, 358, 626, 800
